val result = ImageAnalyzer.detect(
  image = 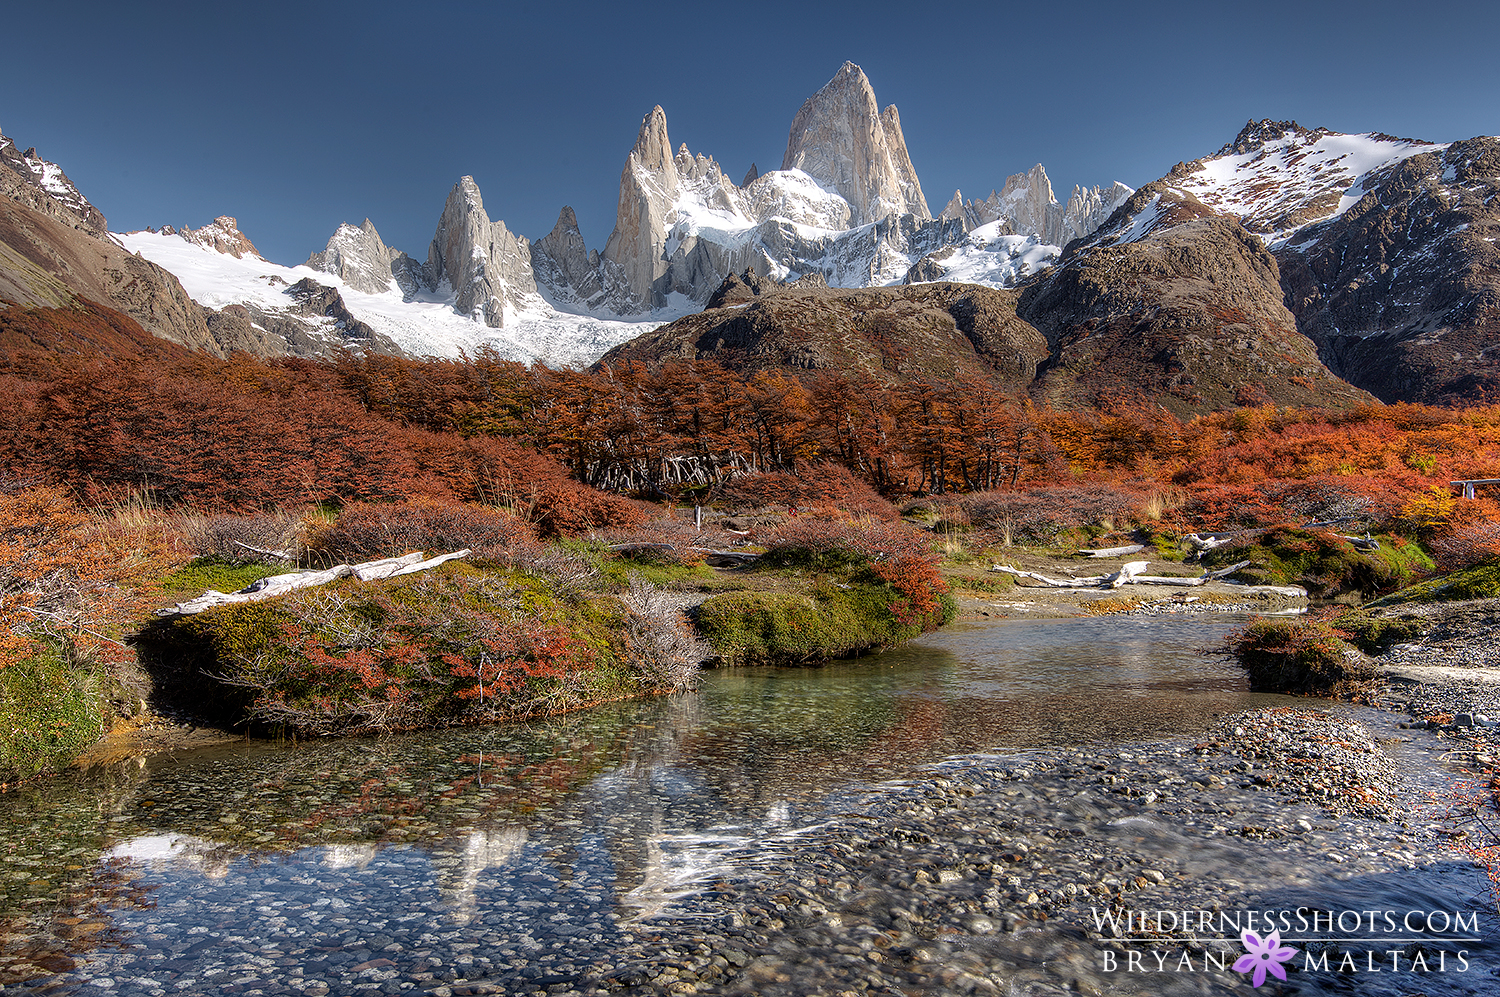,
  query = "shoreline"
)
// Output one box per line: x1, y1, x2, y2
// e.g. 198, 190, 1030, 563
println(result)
562, 702, 1498, 996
